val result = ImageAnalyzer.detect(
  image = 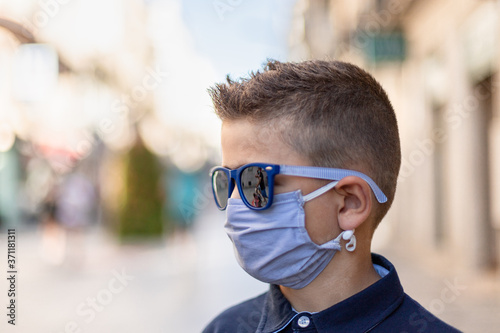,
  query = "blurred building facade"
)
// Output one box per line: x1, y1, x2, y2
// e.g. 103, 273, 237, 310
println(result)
0, 0, 158, 233
290, 0, 500, 272
0, 0, 219, 240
